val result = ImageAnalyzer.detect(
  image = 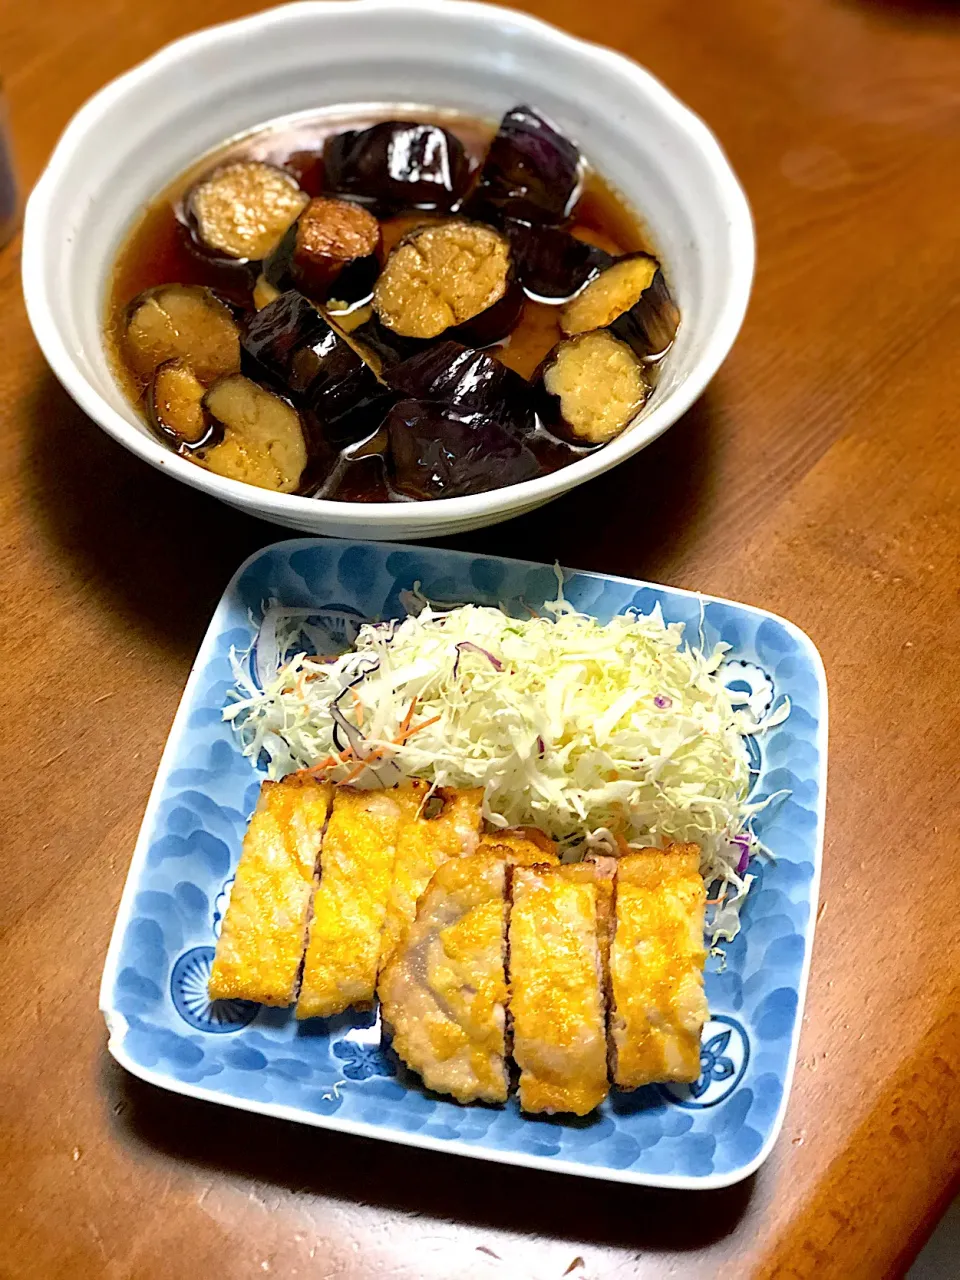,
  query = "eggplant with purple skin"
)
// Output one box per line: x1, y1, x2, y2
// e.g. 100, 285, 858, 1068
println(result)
560, 252, 680, 358
242, 290, 392, 445
324, 122, 470, 215
504, 218, 612, 302
373, 220, 522, 347
469, 106, 582, 226
383, 341, 536, 435
533, 330, 649, 446
262, 197, 381, 303
385, 399, 540, 500
242, 290, 329, 383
